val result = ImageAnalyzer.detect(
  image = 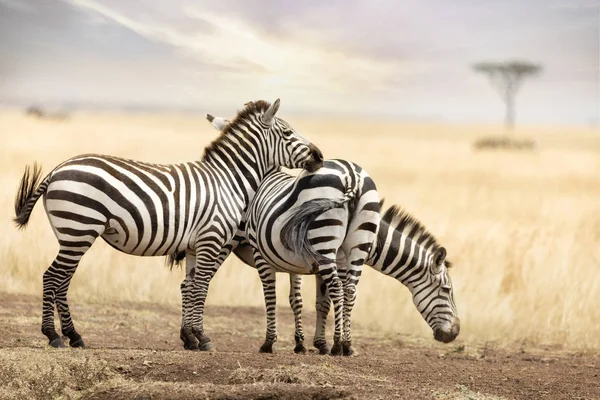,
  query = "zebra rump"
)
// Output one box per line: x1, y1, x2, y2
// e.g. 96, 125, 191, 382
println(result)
280, 197, 349, 266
